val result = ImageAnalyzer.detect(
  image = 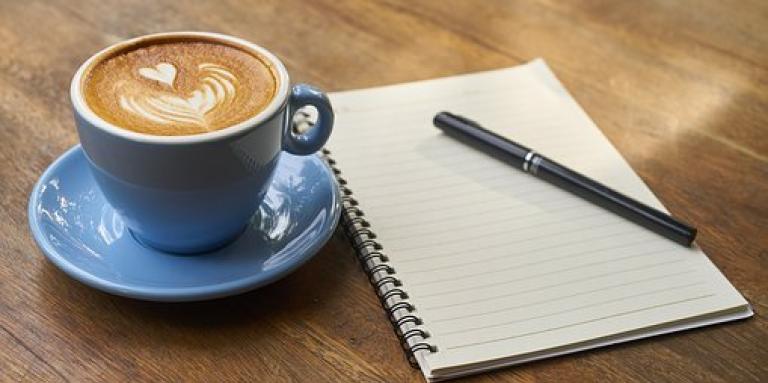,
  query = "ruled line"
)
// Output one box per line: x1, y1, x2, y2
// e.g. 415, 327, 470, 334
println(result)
429, 269, 696, 323
354, 167, 527, 199
438, 281, 705, 336
335, 132, 592, 164
340, 159, 508, 184
408, 247, 678, 288
381, 207, 606, 243
416, 257, 688, 301
376, 200, 585, 236
334, 130, 598, 170
346, 163, 507, 191
420, 262, 688, 310
361, 186, 570, 224
331, 85, 543, 121
331, 102, 578, 144
399, 237, 656, 275
342, 163, 515, 190
396, 231, 647, 270
332, 101, 589, 142
349, 168, 587, 204
445, 294, 715, 350
331, 126, 598, 162
357, 173, 529, 207
376, 203, 584, 238
352, 179, 540, 210
344, 149, 612, 198
385, 219, 620, 254
392, 225, 643, 263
